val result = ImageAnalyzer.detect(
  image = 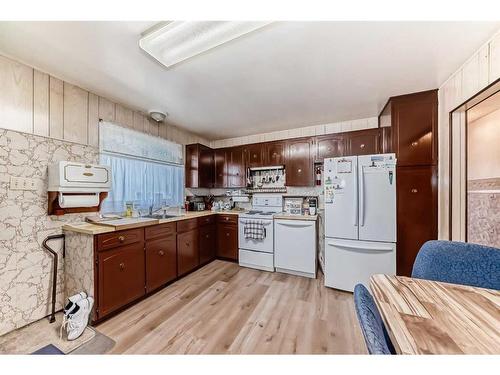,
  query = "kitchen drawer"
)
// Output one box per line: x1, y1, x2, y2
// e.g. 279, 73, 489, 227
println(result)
145, 222, 176, 240
198, 214, 215, 227
216, 214, 238, 225
97, 228, 144, 251
177, 218, 198, 233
